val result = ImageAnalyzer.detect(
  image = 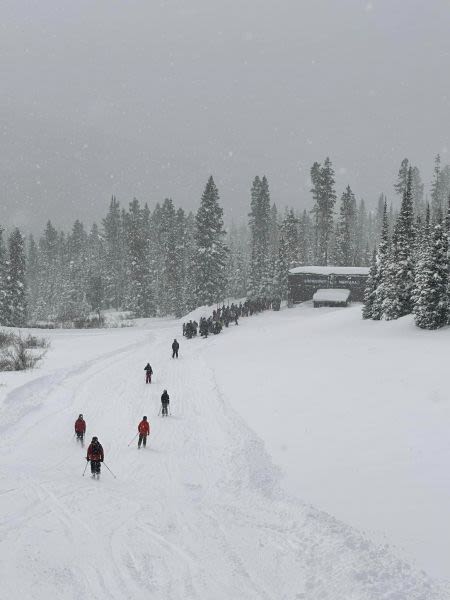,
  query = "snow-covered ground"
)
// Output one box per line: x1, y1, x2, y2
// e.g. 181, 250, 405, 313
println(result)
0, 307, 448, 599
